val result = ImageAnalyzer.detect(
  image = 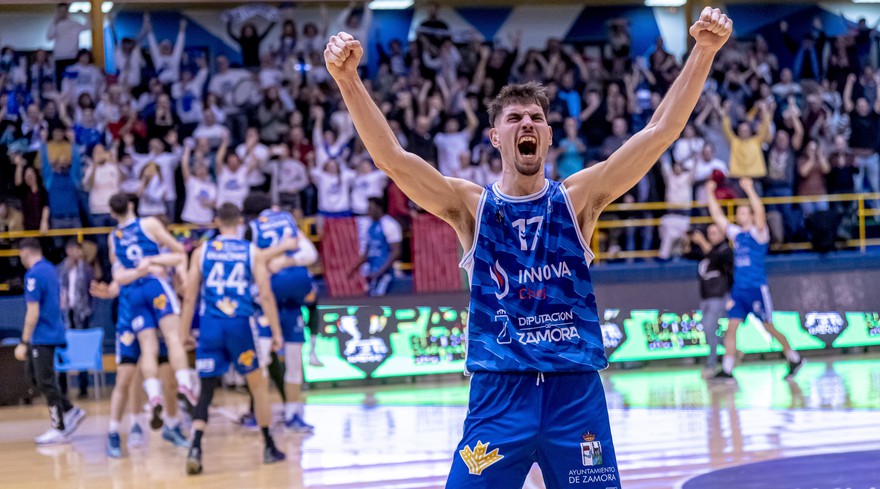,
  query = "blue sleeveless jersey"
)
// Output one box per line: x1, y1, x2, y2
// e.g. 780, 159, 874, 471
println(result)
112, 219, 161, 269
250, 209, 298, 255
199, 237, 256, 318
727, 224, 769, 291
461, 179, 605, 373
